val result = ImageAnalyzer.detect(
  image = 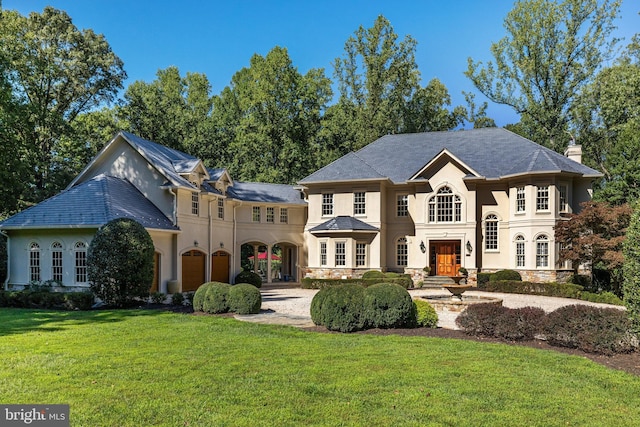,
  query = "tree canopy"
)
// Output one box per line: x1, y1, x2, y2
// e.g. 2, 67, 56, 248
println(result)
466, 0, 621, 151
